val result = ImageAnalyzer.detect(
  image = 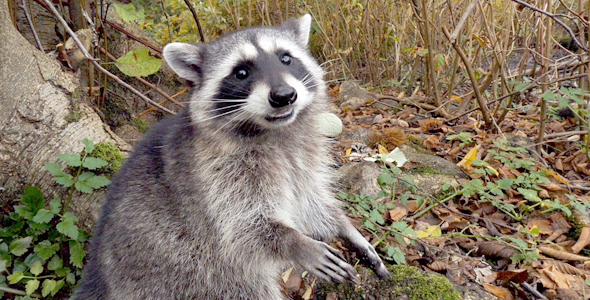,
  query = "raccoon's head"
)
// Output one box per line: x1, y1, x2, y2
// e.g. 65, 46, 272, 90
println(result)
163, 14, 326, 134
